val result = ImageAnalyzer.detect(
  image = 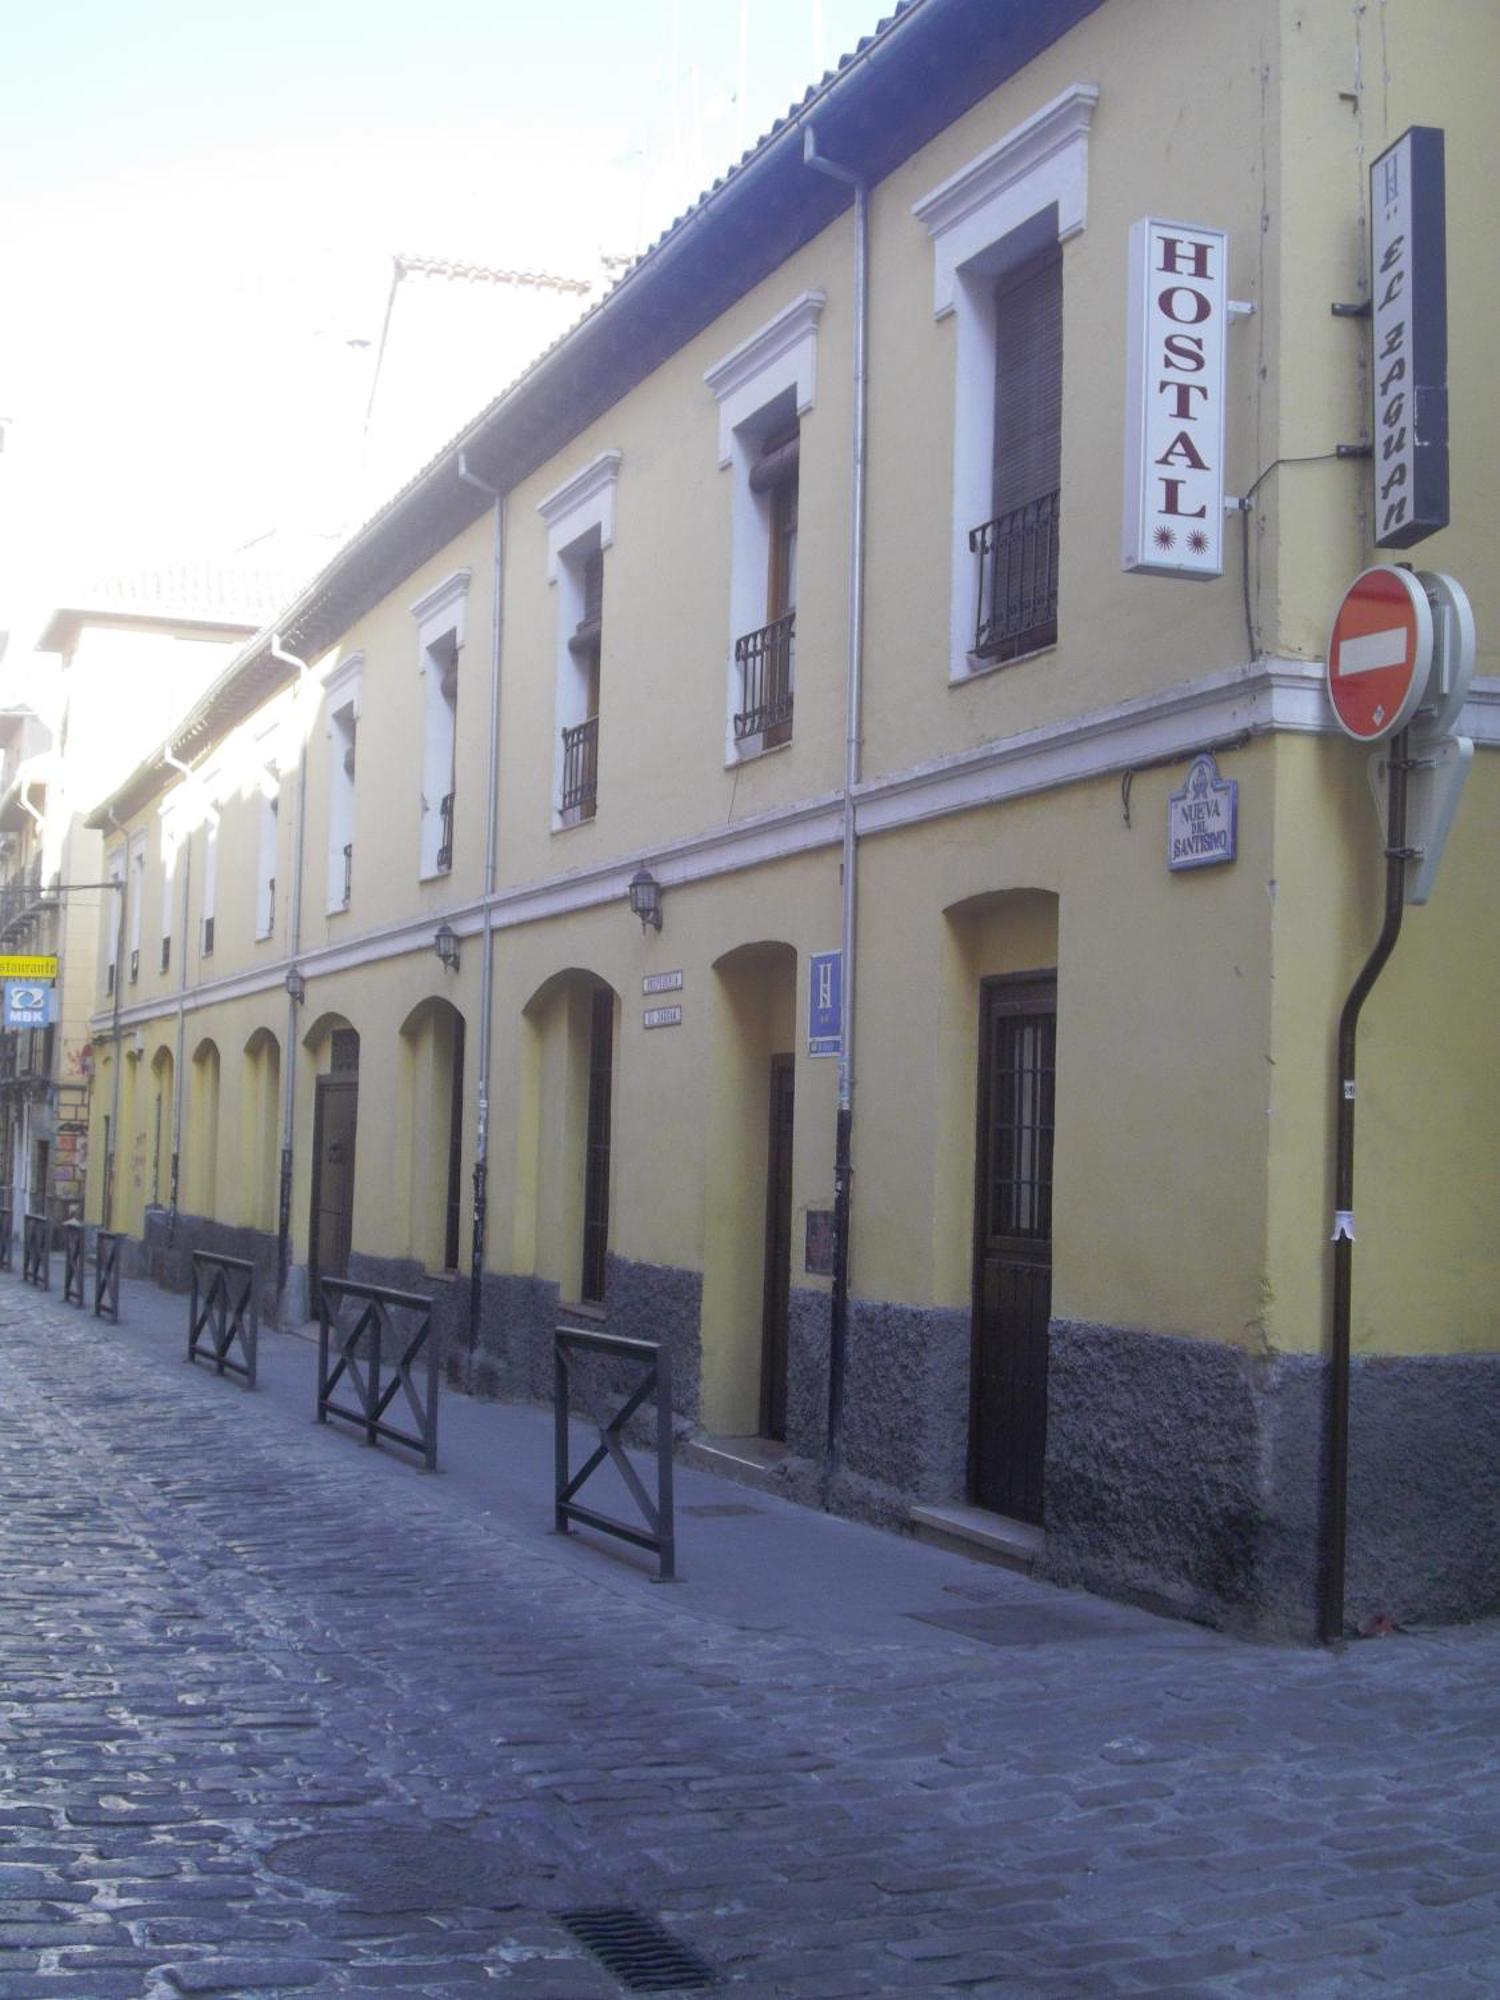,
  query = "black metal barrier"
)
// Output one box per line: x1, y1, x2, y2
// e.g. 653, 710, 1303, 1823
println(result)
21, 1212, 49, 1289
554, 1325, 676, 1581
94, 1232, 123, 1323
0, 1189, 12, 1272
317, 1278, 441, 1469
62, 1221, 86, 1306
188, 1252, 258, 1387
